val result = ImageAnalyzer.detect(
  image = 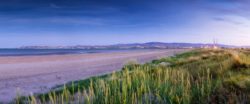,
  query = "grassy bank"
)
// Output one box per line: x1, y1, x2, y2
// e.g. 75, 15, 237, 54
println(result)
17, 49, 250, 104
